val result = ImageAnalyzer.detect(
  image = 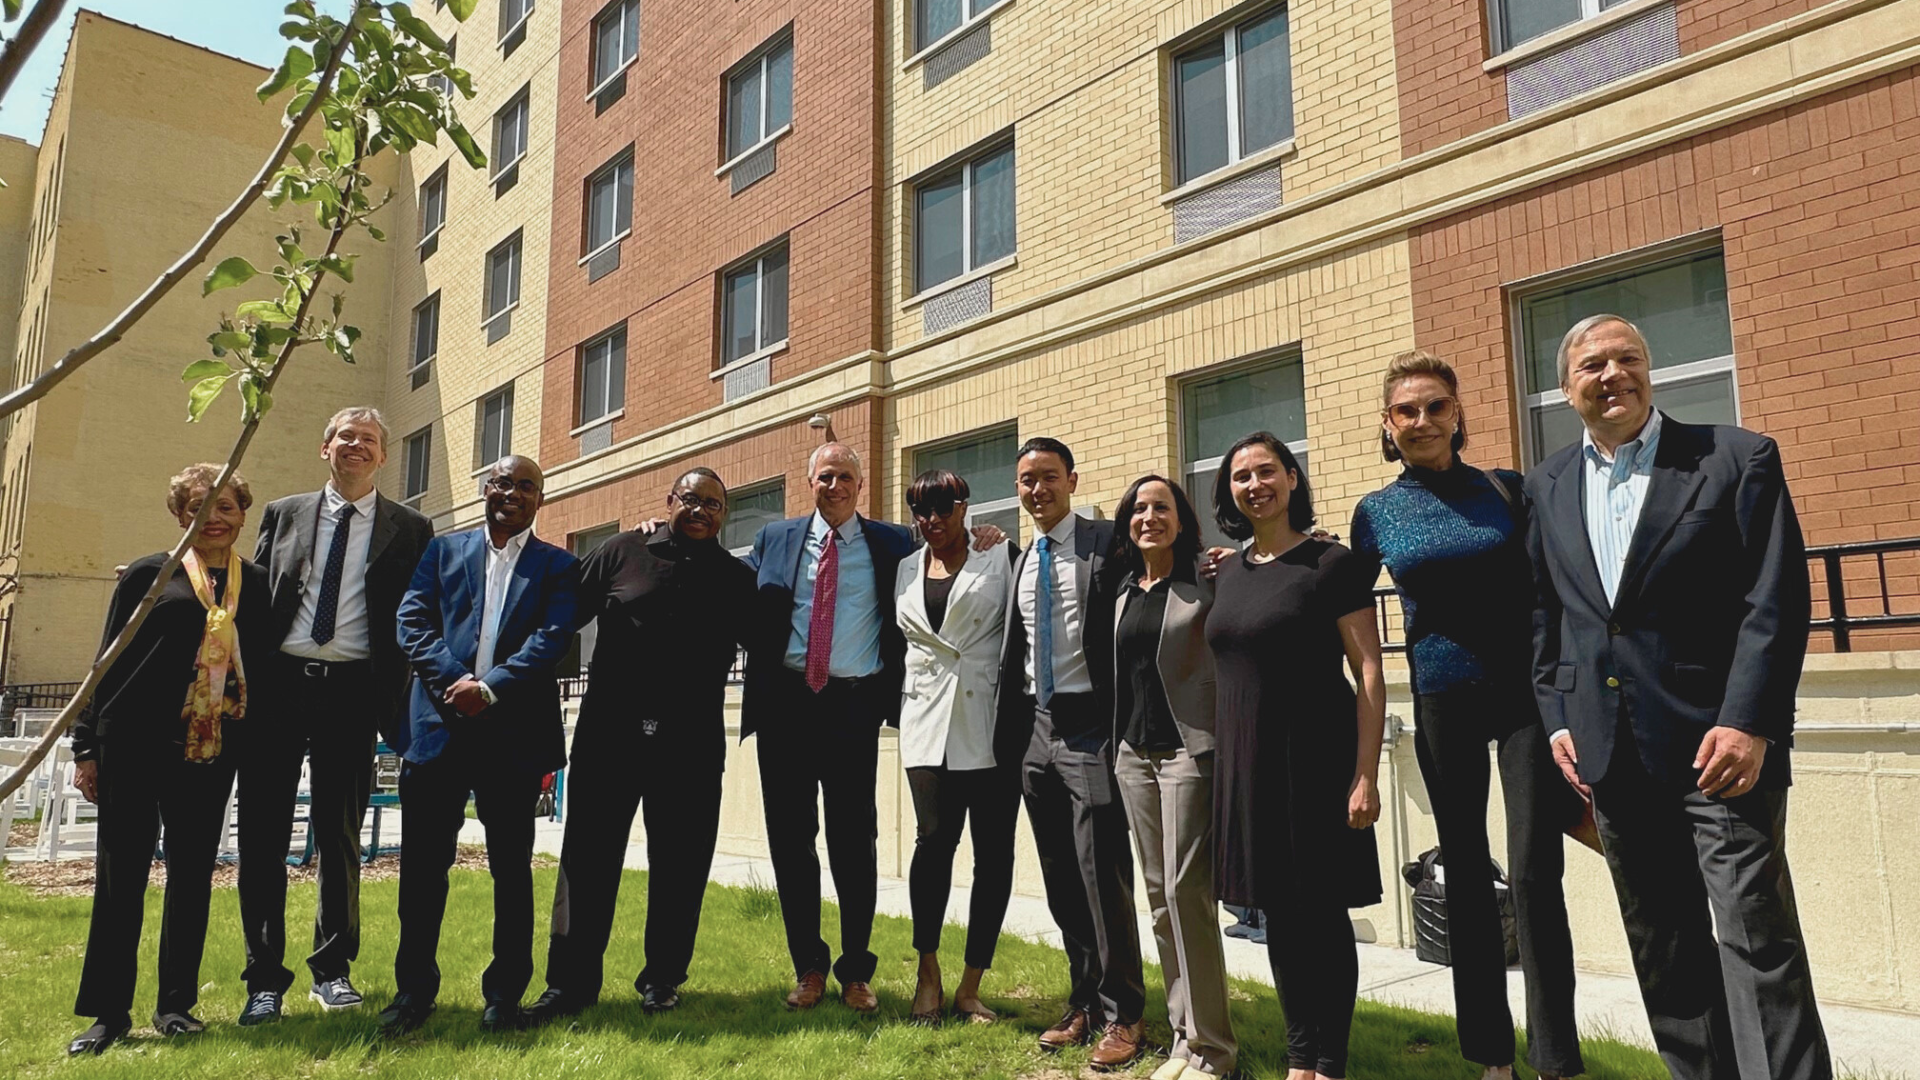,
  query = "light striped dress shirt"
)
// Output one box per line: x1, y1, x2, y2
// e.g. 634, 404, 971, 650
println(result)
1582, 408, 1663, 607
